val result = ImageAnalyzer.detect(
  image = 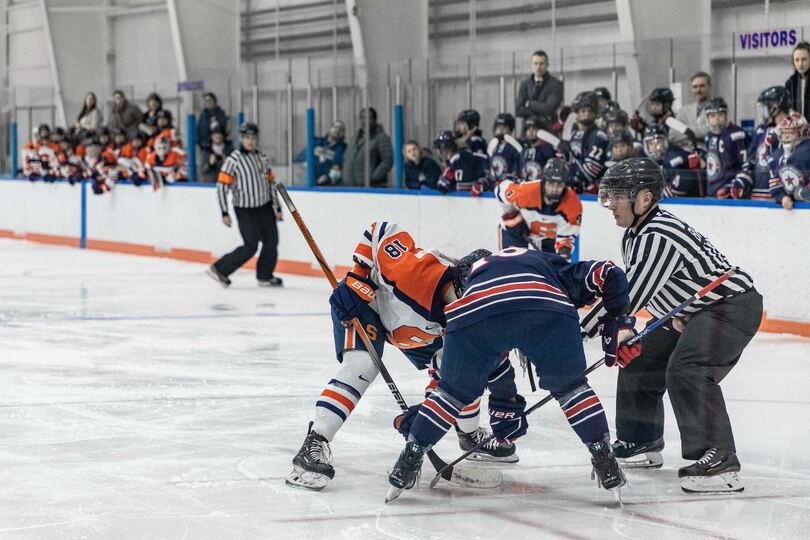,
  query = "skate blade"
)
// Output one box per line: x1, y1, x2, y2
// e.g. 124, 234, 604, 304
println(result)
465, 452, 520, 464
205, 269, 230, 288
385, 485, 405, 503
285, 468, 330, 491
616, 452, 663, 469
680, 471, 744, 493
